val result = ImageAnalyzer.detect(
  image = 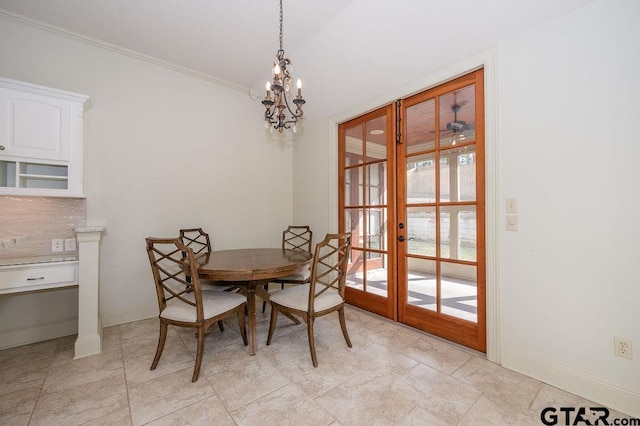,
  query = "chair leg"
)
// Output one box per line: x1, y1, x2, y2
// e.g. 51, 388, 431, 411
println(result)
151, 321, 168, 370
262, 283, 269, 312
266, 304, 279, 345
217, 320, 225, 332
237, 286, 249, 315
338, 307, 352, 348
307, 317, 318, 367
192, 326, 205, 382
237, 305, 248, 346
